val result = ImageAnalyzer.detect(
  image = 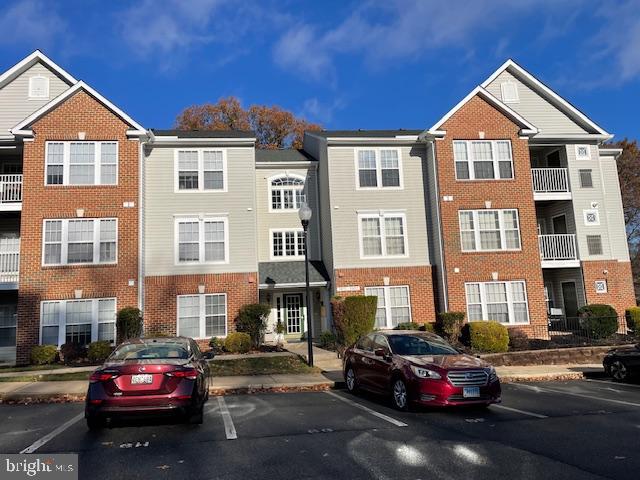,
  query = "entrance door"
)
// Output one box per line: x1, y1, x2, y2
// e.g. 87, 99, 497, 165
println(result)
561, 282, 579, 319
283, 294, 304, 334
552, 215, 568, 234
